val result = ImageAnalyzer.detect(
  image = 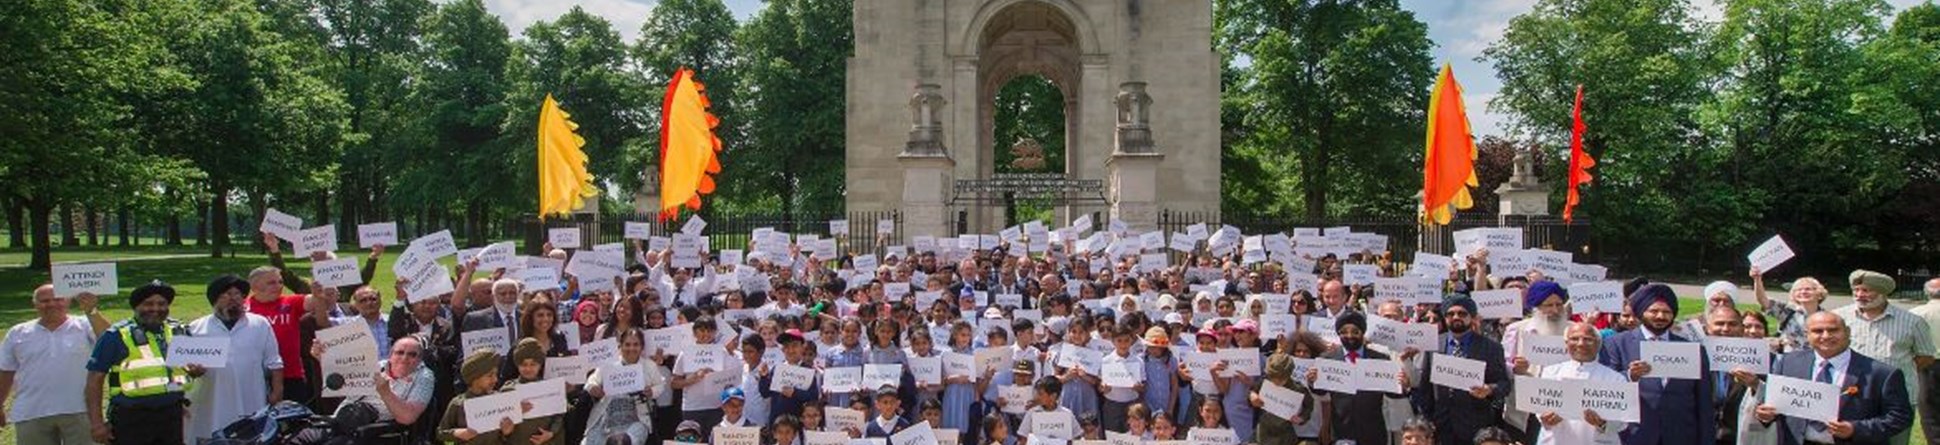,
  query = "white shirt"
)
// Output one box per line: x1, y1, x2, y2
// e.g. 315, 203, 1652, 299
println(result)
184, 313, 284, 443
0, 317, 95, 422
674, 344, 731, 411
739, 362, 771, 424
1536, 359, 1626, 445
1100, 351, 1143, 402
